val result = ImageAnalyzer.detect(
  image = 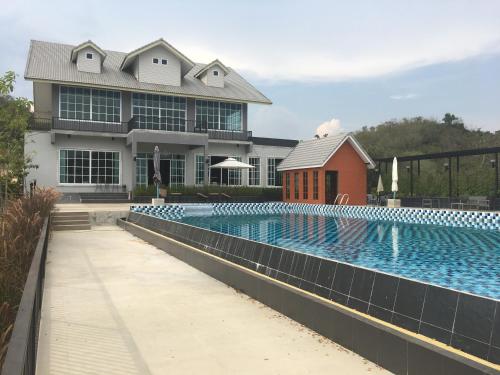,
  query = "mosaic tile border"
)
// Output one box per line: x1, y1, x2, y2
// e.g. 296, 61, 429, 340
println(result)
127, 211, 500, 365
130, 202, 500, 230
